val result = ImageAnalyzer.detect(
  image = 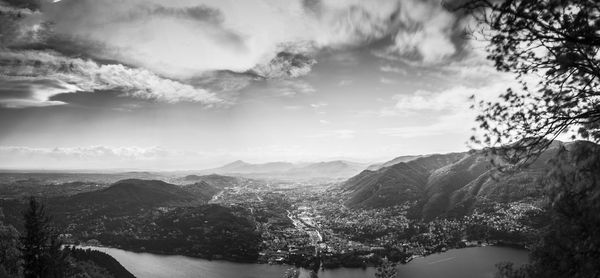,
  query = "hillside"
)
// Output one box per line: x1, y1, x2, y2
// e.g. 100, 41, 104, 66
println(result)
366, 155, 421, 171
182, 181, 220, 201
48, 179, 207, 218
178, 174, 242, 188
342, 142, 592, 220
69, 179, 194, 206
343, 153, 466, 209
